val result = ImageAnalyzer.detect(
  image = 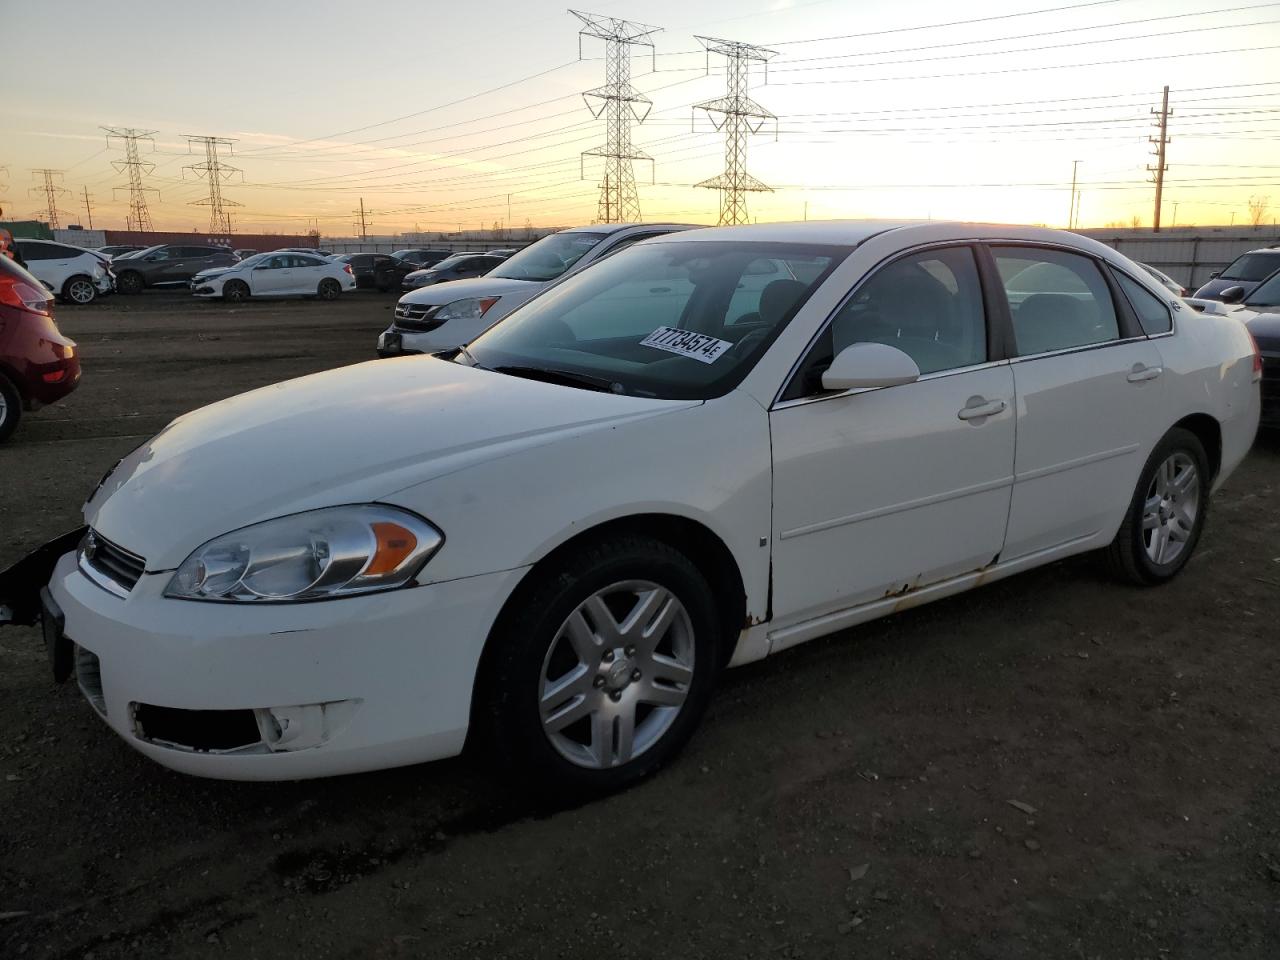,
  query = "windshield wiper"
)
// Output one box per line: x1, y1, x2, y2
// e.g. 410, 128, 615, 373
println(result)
493, 364, 624, 394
